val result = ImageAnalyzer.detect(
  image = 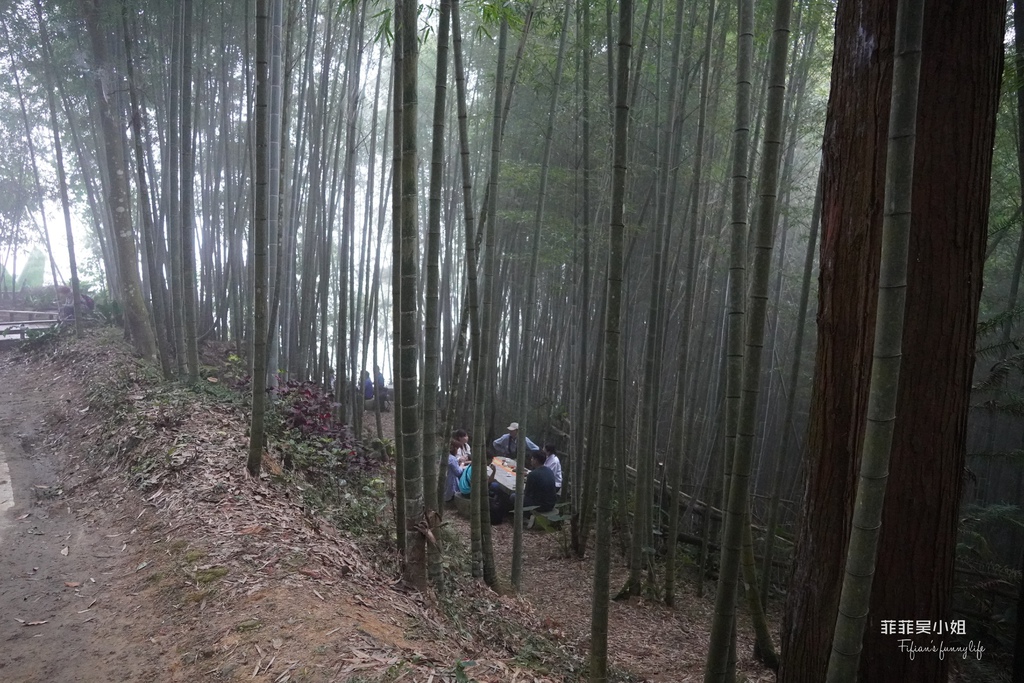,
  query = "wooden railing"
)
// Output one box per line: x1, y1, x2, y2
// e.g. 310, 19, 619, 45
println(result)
0, 310, 59, 341
0, 310, 59, 323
